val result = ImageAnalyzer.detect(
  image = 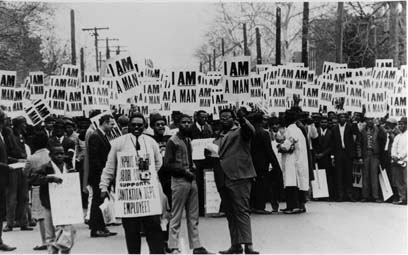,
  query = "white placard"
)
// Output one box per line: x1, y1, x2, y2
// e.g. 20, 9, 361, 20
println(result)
204, 170, 221, 215
191, 138, 215, 160
48, 173, 83, 225
114, 152, 162, 218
